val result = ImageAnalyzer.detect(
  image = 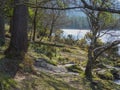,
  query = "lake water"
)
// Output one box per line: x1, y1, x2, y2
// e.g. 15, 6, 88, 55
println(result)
62, 29, 120, 41
61, 29, 120, 54
114, 80, 120, 85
